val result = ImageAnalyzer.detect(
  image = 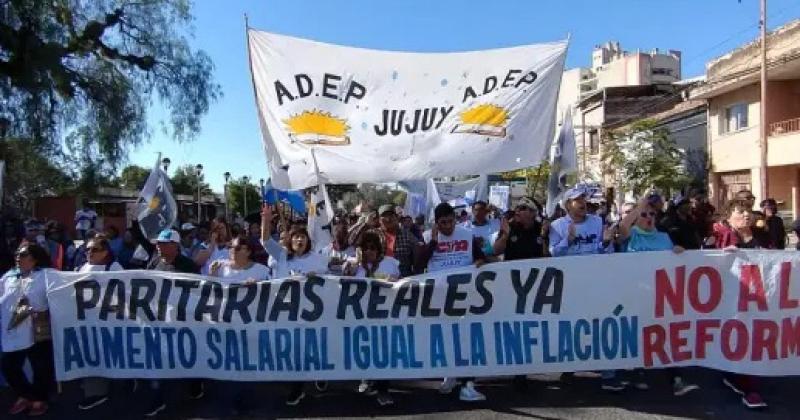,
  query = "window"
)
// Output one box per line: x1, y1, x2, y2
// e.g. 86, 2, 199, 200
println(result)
652, 68, 673, 76
589, 130, 600, 155
722, 103, 748, 134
